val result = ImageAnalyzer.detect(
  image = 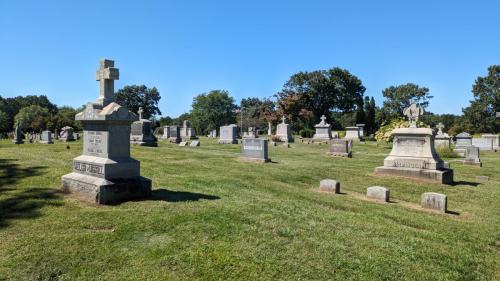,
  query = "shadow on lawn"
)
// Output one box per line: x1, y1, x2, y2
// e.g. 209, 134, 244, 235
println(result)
150, 188, 220, 202
452, 181, 480, 187
0, 159, 62, 228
